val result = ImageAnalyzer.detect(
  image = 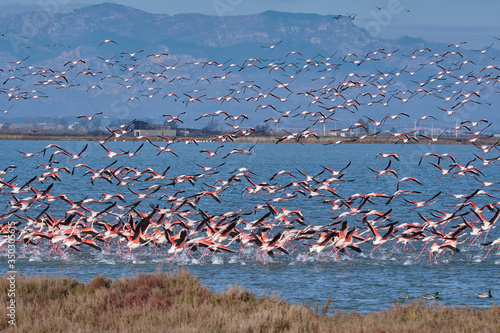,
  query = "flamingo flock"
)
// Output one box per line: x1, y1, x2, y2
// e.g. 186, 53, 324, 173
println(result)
0, 23, 499, 264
